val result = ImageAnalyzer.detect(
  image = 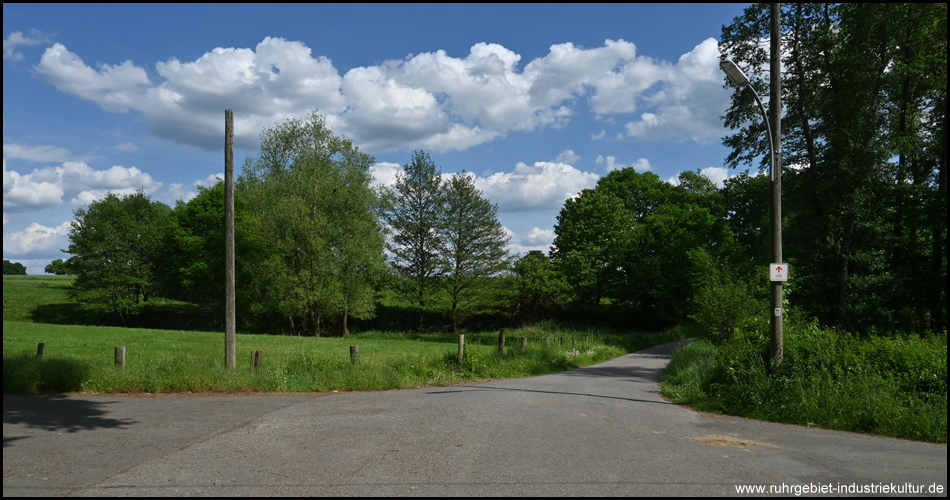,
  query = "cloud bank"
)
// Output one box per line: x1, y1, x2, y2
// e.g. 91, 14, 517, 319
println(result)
32, 37, 729, 154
